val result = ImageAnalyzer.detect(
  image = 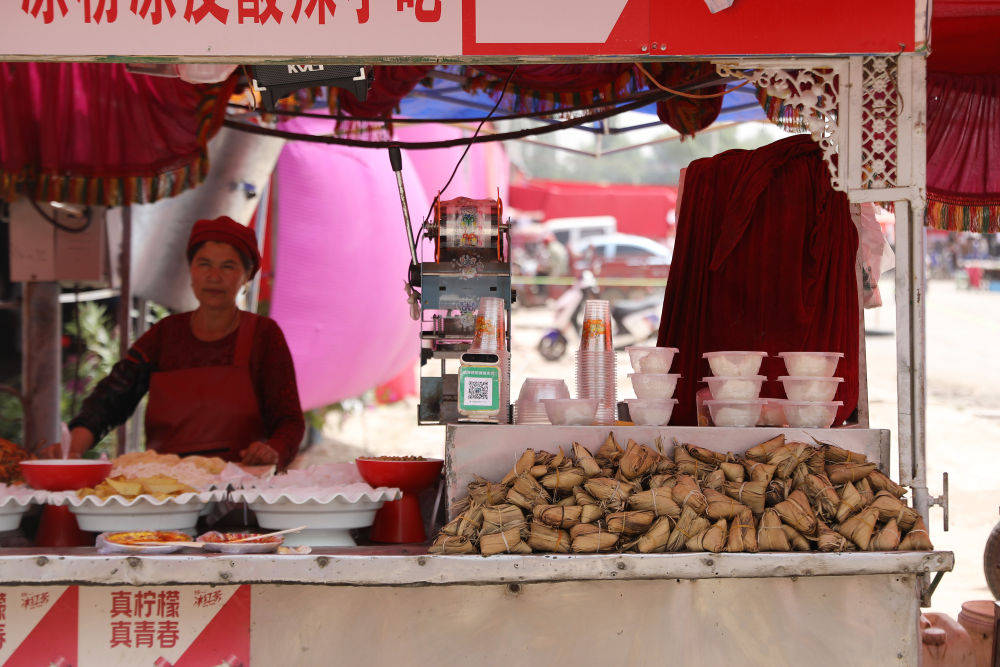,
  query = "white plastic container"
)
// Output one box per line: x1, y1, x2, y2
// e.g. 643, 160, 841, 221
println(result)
703, 351, 767, 377
626, 346, 678, 374
782, 401, 844, 428
778, 352, 844, 377
542, 399, 600, 425
624, 399, 678, 426
778, 376, 845, 402
704, 399, 765, 427
759, 398, 787, 427
628, 373, 681, 399
702, 375, 765, 400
